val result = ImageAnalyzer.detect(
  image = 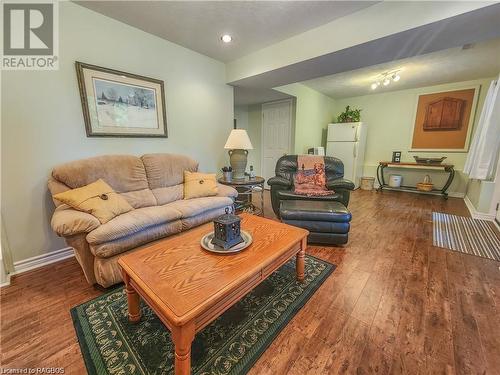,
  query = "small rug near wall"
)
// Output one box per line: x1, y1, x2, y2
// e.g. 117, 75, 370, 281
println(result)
71, 255, 334, 375
432, 212, 500, 261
